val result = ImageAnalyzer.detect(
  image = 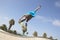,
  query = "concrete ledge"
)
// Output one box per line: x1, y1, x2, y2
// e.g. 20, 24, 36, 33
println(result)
0, 30, 51, 40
